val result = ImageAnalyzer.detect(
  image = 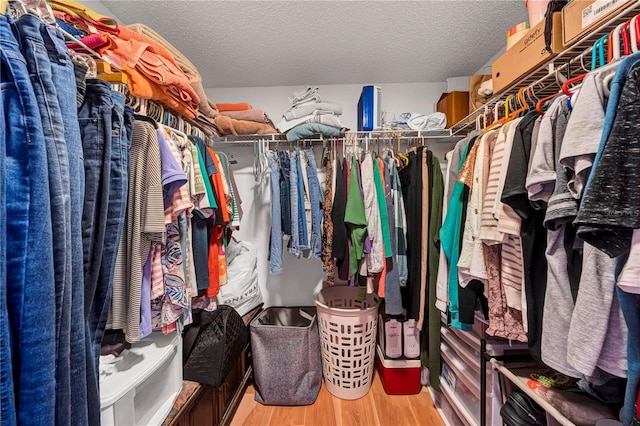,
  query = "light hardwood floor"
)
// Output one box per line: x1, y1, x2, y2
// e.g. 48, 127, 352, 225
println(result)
231, 372, 445, 426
